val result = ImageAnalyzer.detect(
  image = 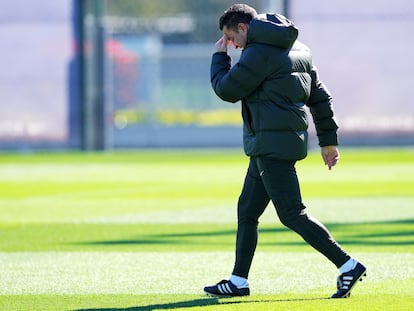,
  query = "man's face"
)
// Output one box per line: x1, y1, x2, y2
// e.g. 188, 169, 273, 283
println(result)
223, 23, 249, 49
